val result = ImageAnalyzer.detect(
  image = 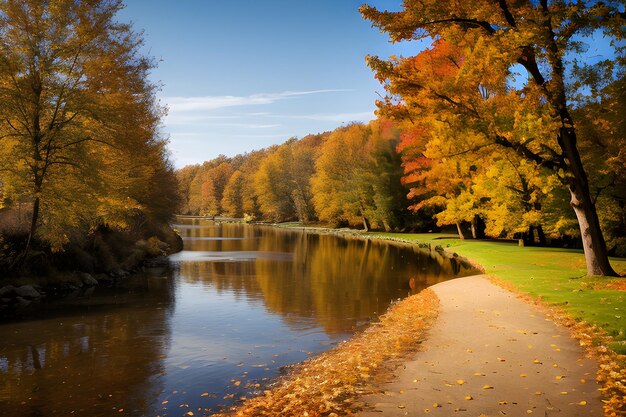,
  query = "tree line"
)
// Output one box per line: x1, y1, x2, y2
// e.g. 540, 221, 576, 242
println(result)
0, 0, 180, 275
180, 1, 625, 276
177, 121, 411, 232
177, 104, 625, 256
